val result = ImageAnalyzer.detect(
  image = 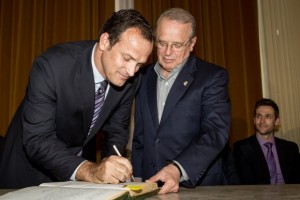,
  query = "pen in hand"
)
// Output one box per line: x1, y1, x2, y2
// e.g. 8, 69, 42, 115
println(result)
113, 145, 135, 182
